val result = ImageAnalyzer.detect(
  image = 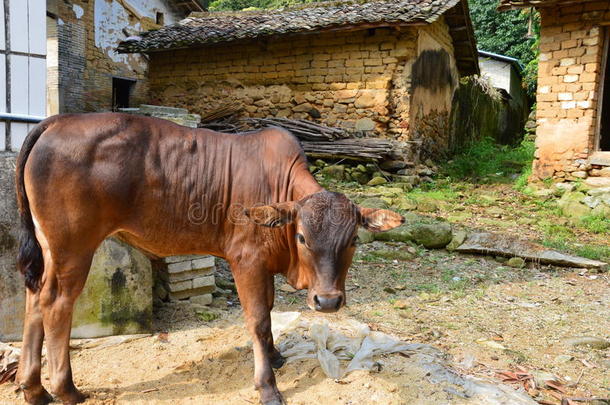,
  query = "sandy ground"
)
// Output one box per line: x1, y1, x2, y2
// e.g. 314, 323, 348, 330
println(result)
1, 182, 609, 405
